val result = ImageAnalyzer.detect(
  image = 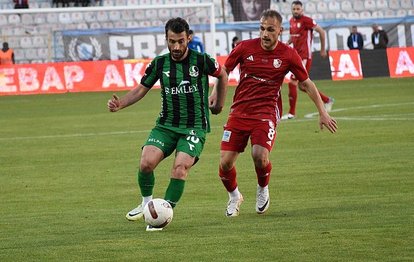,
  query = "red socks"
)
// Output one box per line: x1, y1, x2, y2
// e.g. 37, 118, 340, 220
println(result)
318, 91, 330, 103
219, 163, 272, 192
290, 83, 330, 112
255, 162, 272, 187
288, 82, 297, 115
219, 166, 238, 193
